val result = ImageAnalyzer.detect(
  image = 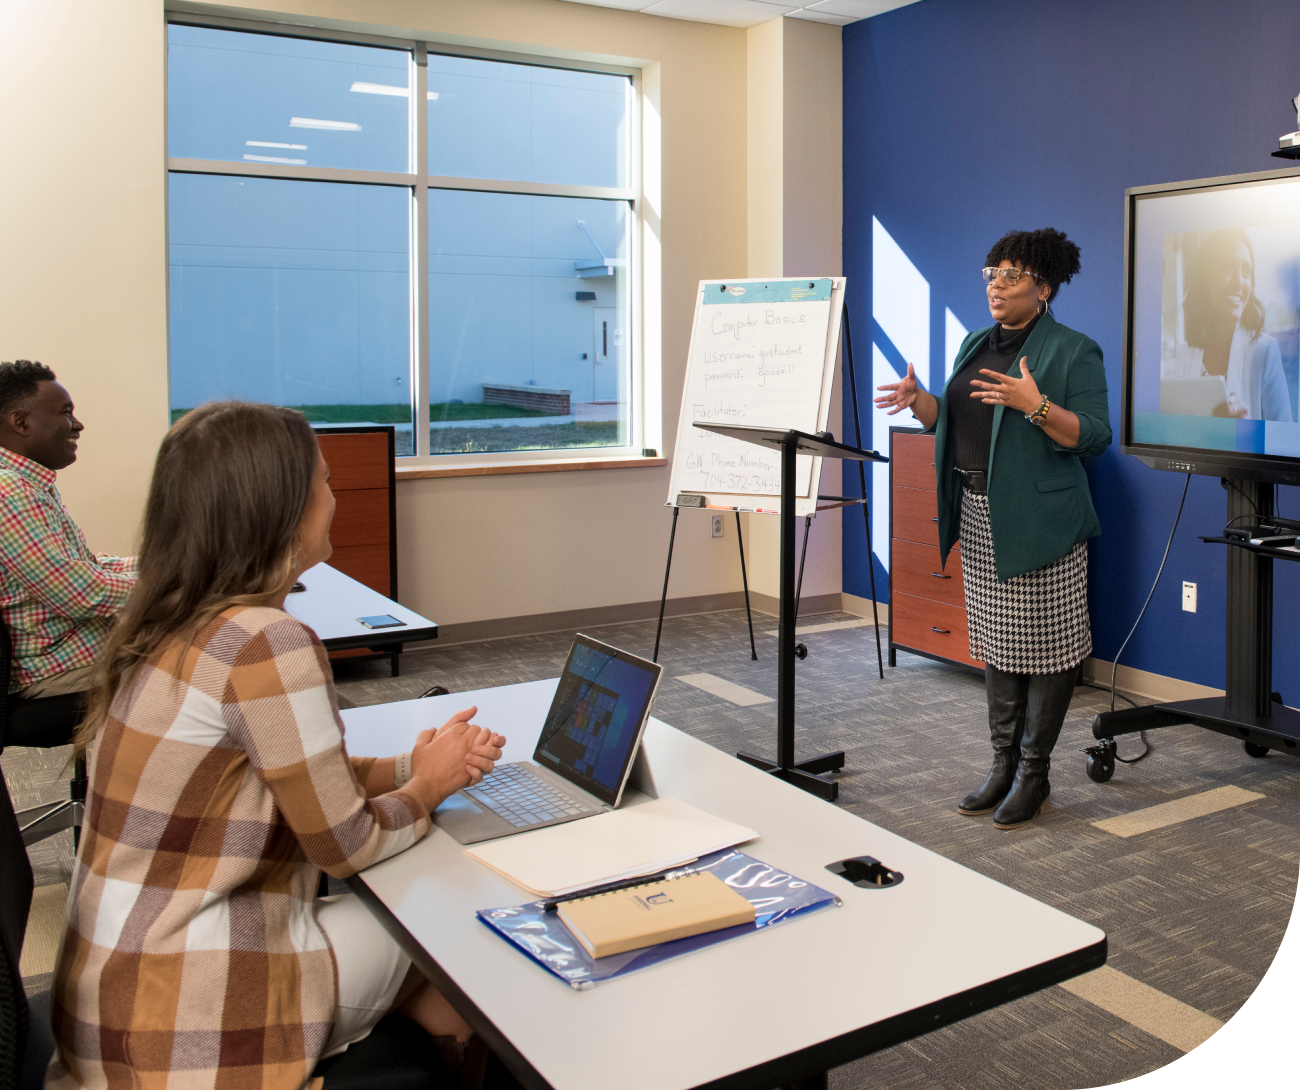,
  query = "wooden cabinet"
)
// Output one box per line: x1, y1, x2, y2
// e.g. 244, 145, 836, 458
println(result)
888, 427, 983, 673
314, 427, 397, 598
314, 427, 402, 673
